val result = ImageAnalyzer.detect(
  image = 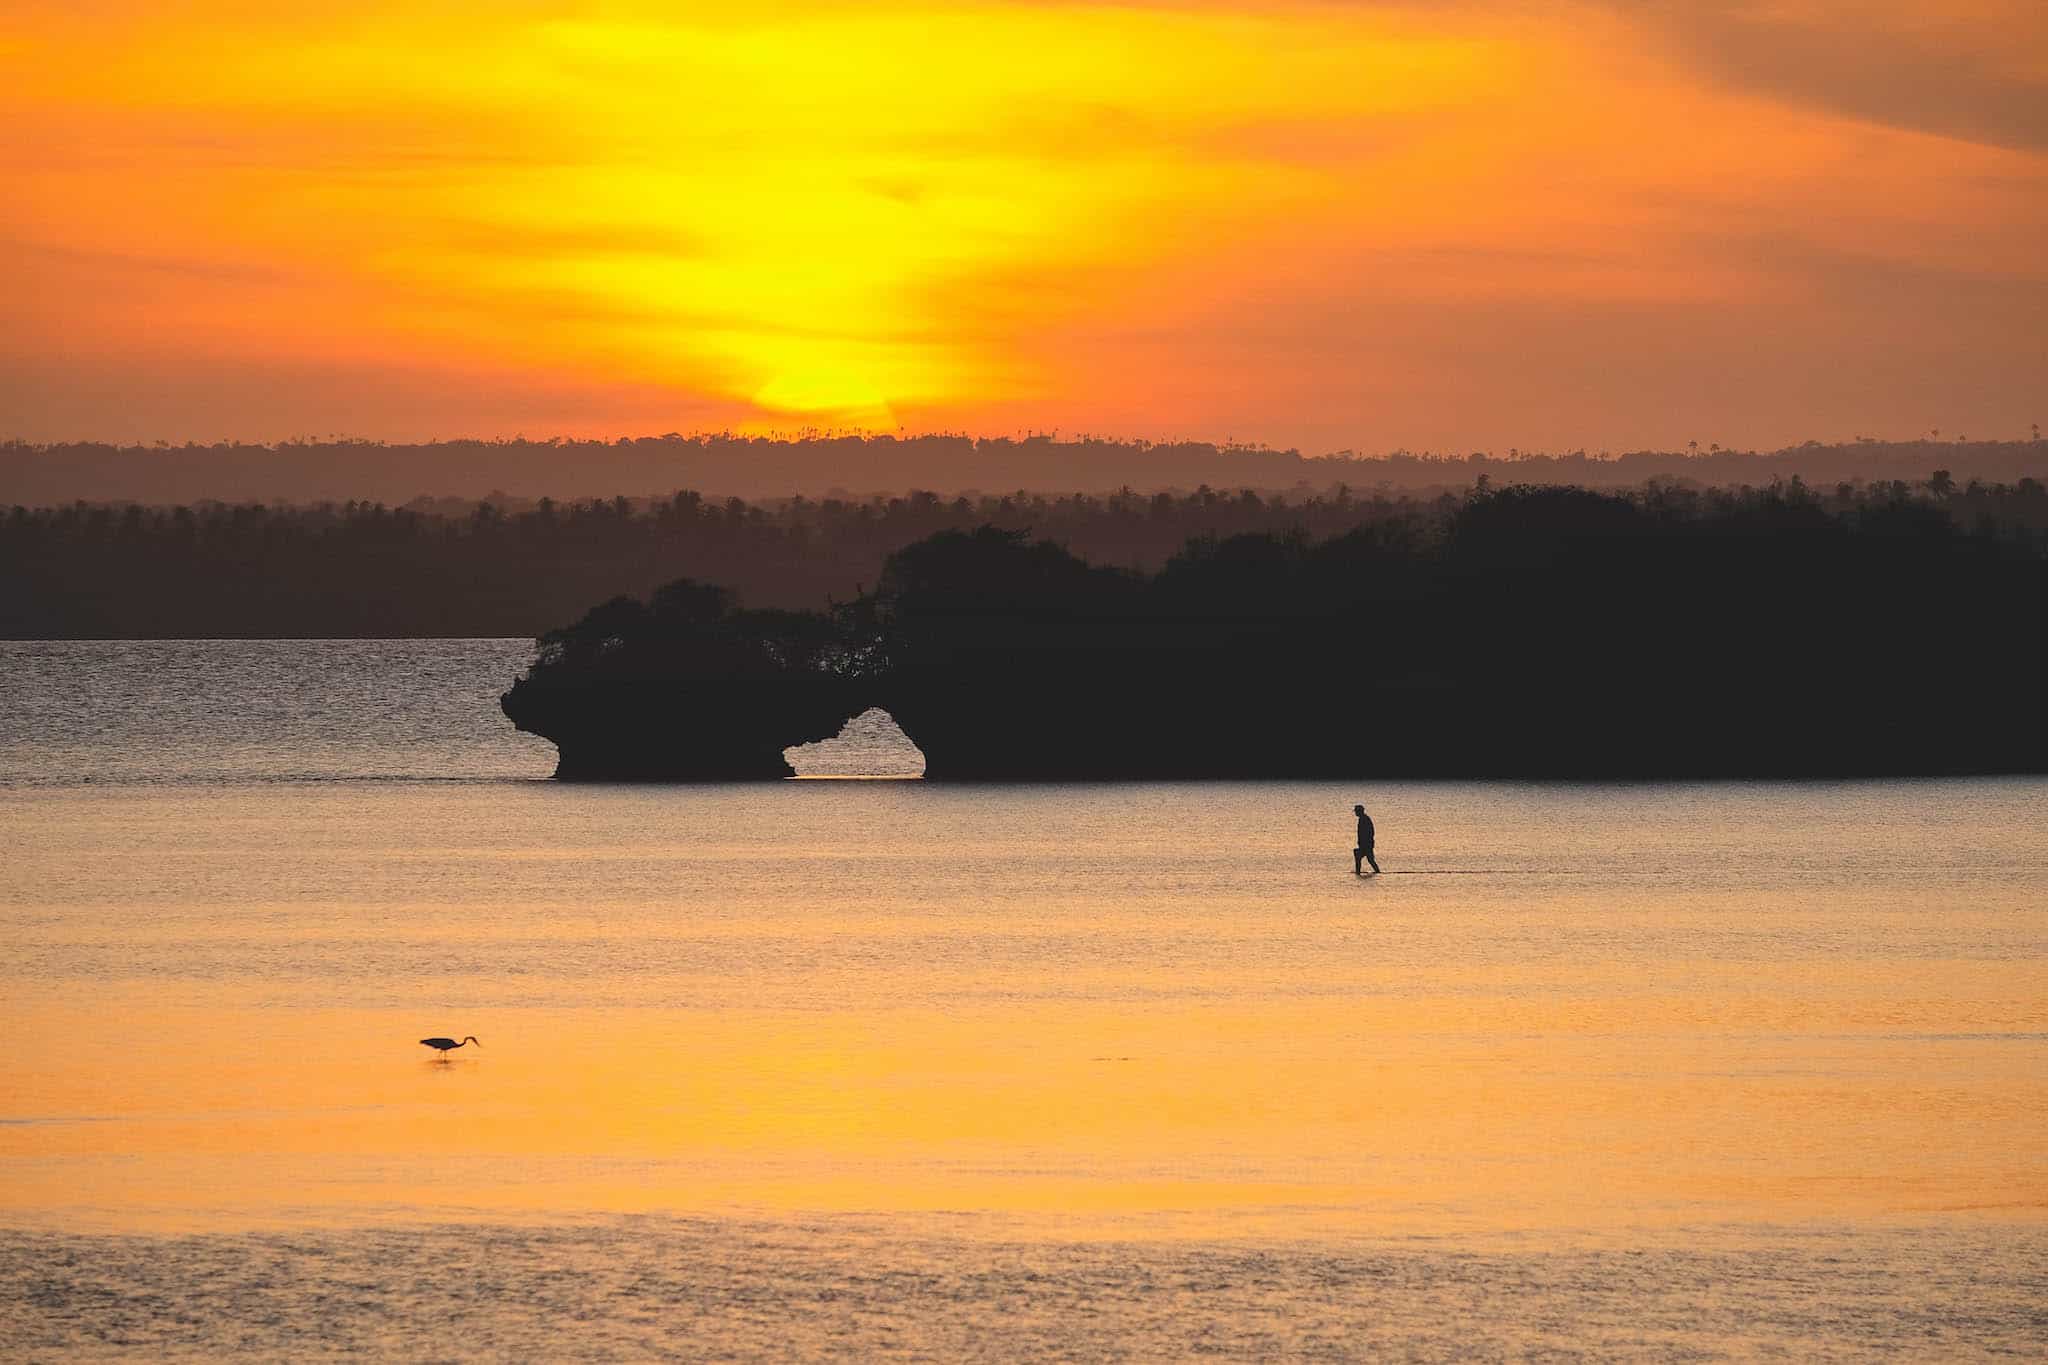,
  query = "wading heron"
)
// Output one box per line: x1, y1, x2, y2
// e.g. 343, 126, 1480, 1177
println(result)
419, 1036, 479, 1057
